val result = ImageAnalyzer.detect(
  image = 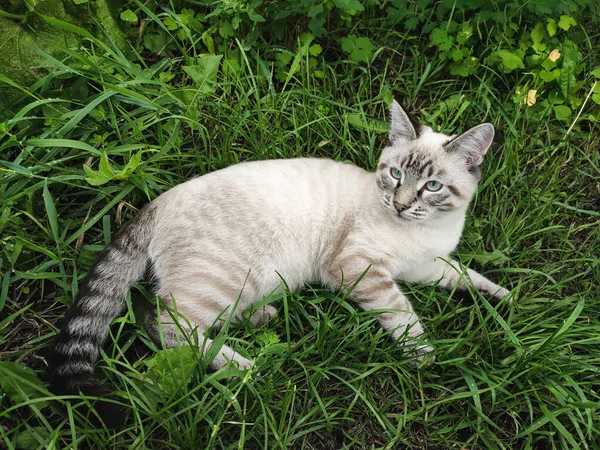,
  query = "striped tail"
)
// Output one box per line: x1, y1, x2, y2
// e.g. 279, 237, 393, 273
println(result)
47, 203, 156, 427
